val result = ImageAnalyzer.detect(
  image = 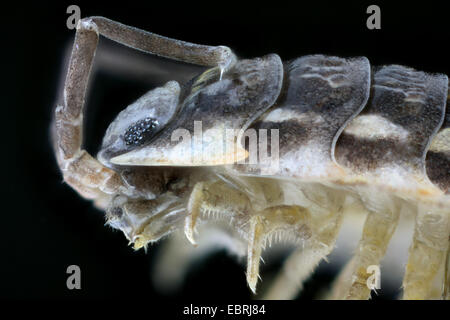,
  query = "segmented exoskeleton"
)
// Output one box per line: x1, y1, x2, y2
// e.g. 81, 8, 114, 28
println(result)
53, 16, 450, 300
